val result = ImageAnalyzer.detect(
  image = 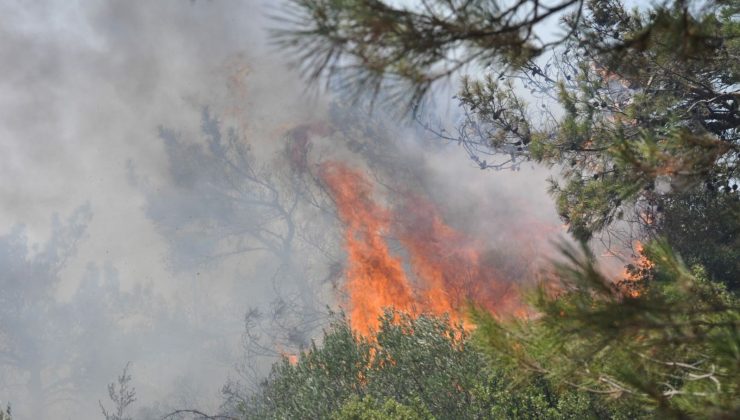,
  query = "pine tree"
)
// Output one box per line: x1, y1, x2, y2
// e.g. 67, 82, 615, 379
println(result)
471, 240, 740, 418
275, 0, 740, 417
